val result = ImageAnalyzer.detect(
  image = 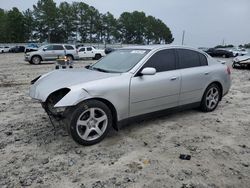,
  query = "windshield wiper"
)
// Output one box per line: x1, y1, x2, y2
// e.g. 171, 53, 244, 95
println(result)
91, 67, 109, 73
